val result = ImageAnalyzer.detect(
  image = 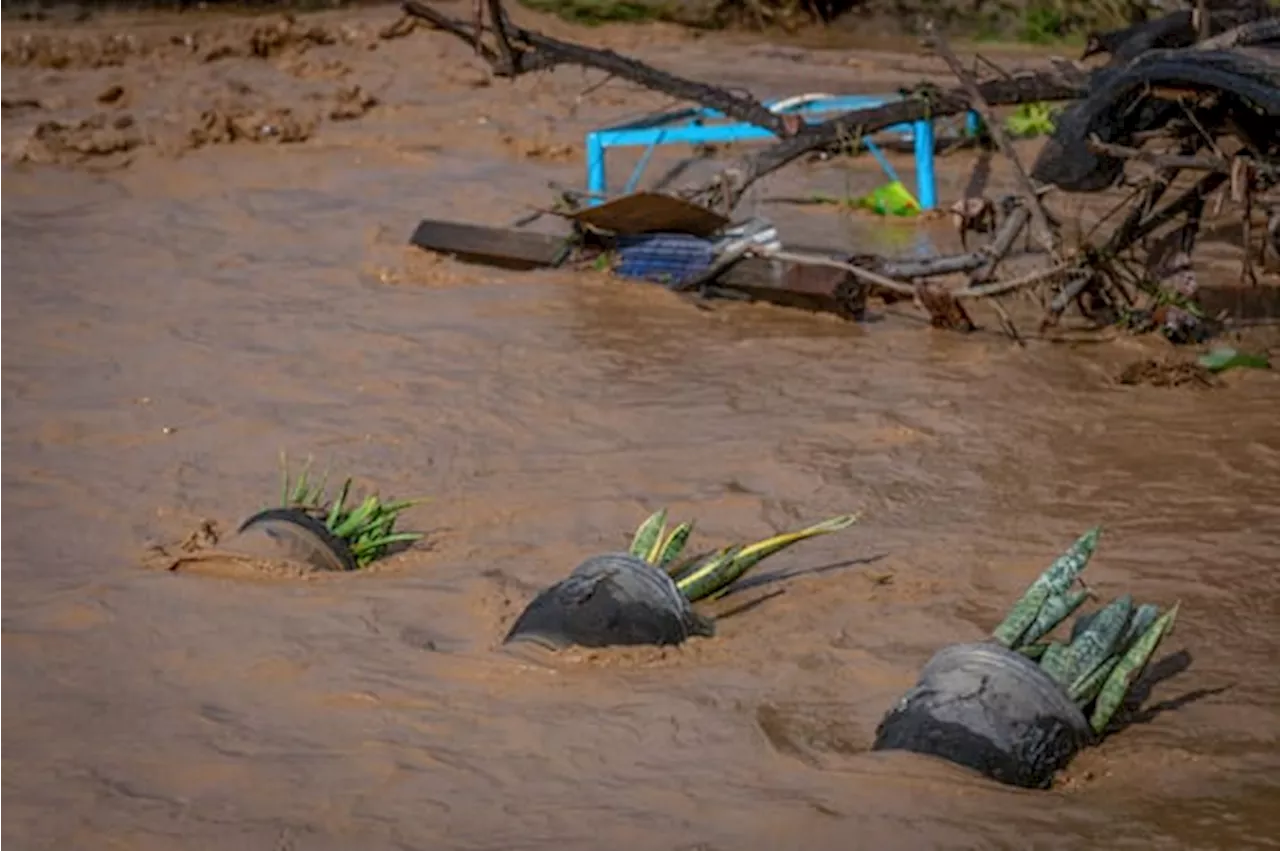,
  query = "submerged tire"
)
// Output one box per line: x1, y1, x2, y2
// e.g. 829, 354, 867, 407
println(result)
872, 642, 1093, 790
231, 507, 358, 573
1033, 45, 1280, 193
503, 553, 716, 650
